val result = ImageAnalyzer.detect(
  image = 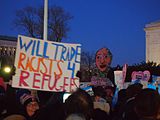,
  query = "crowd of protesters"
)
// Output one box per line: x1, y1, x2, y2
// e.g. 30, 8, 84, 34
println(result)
0, 76, 160, 120
0, 47, 160, 120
